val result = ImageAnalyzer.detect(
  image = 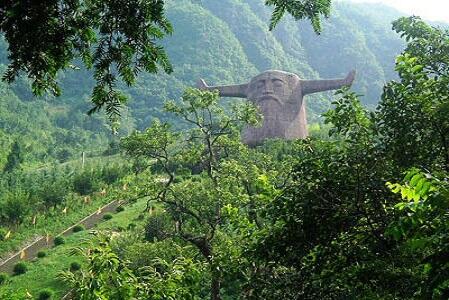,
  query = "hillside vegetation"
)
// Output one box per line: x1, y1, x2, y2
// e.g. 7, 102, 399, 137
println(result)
2, 1, 449, 299
0, 1, 406, 168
